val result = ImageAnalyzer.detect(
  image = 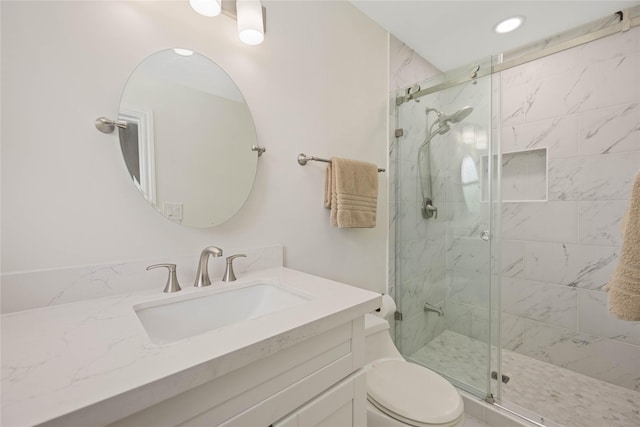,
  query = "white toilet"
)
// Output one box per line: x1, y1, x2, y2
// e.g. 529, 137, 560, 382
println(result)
364, 313, 464, 427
